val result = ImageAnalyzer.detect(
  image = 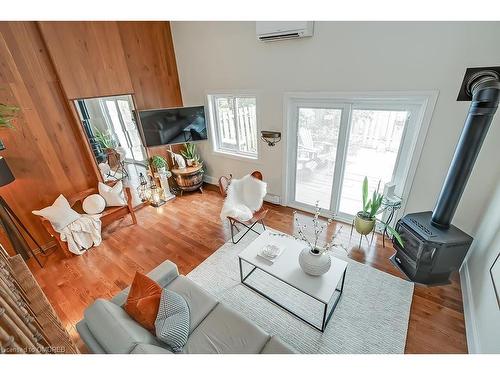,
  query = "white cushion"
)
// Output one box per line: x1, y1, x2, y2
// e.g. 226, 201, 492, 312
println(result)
82, 194, 106, 215
98, 181, 126, 207
32, 195, 81, 232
